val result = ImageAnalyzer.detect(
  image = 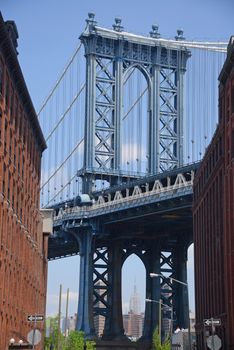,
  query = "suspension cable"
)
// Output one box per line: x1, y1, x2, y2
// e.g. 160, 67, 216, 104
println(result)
45, 83, 85, 142
44, 66, 136, 143
123, 87, 148, 121
37, 42, 82, 117
43, 171, 78, 208
41, 139, 84, 190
